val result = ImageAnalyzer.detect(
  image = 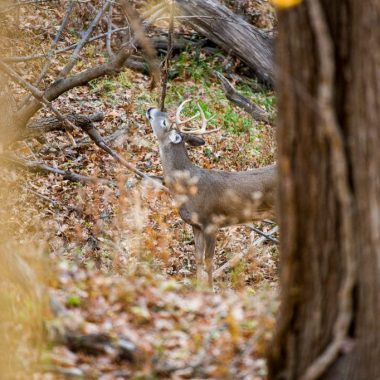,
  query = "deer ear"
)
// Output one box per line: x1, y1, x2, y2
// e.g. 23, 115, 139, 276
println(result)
169, 130, 183, 144
181, 133, 205, 147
